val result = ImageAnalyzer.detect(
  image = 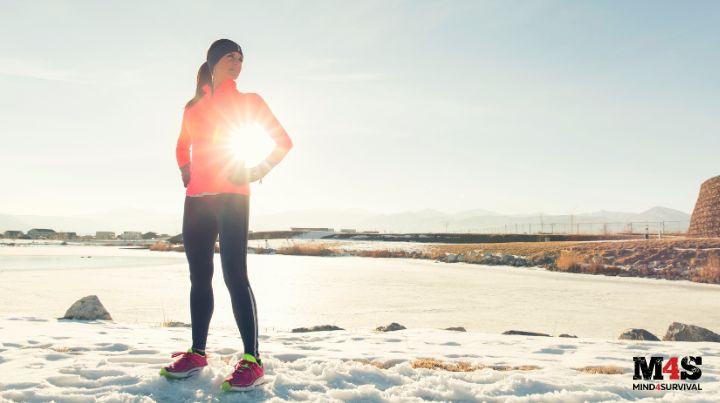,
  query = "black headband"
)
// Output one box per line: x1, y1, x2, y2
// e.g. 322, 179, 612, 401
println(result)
207, 39, 243, 76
